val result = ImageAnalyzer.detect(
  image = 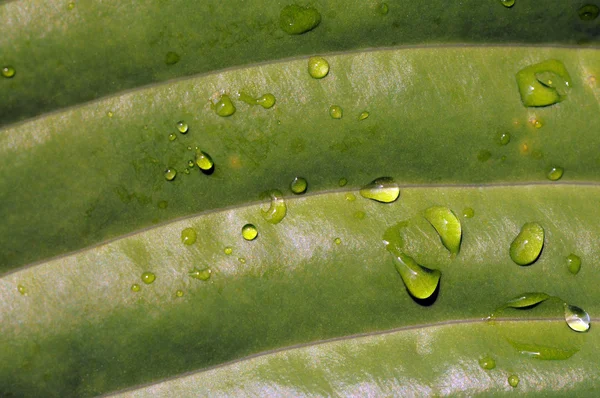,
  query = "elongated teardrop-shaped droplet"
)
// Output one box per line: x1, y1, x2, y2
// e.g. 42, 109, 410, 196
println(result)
176, 121, 188, 133
214, 94, 236, 117
329, 105, 343, 119
547, 166, 564, 181
510, 222, 544, 265
500, 0, 515, 8
279, 4, 321, 35
242, 223, 258, 240
195, 150, 214, 172
564, 303, 591, 332
385, 240, 441, 300
164, 168, 177, 181
566, 253, 582, 275
360, 177, 400, 203
308, 56, 329, 79
260, 189, 287, 224
508, 375, 520, 388
479, 356, 496, 370
290, 177, 308, 194
256, 94, 276, 109
503, 292, 551, 308
424, 206, 462, 254
189, 267, 211, 281
17, 285, 27, 296
181, 227, 197, 245
516, 59, 572, 107
1, 66, 15, 78
141, 272, 156, 284
509, 340, 579, 360
578, 4, 599, 20
358, 111, 369, 121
